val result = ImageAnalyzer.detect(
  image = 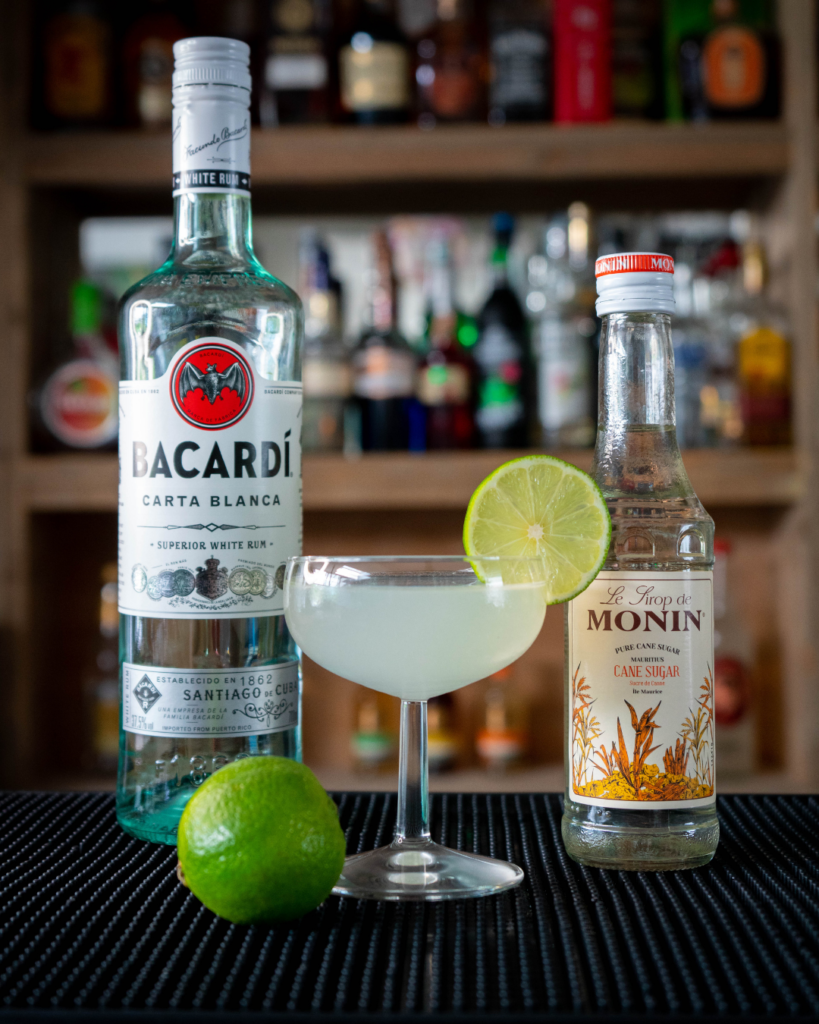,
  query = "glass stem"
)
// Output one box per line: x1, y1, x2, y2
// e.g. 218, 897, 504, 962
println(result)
394, 700, 431, 845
